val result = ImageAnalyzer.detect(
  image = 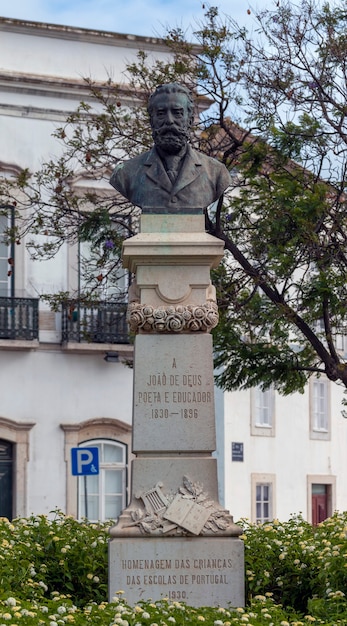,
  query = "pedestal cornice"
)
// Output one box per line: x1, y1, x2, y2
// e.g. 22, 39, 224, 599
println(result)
122, 231, 224, 273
